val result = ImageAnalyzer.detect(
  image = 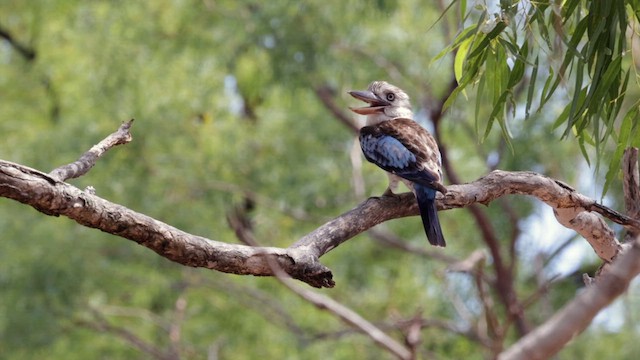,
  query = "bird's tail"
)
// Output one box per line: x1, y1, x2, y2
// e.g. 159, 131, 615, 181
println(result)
414, 184, 446, 247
